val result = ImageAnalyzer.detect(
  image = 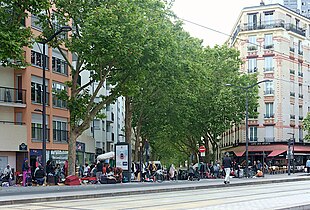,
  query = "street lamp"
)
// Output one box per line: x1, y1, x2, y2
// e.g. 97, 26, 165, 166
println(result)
226, 79, 271, 178
39, 26, 72, 173
288, 132, 295, 174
